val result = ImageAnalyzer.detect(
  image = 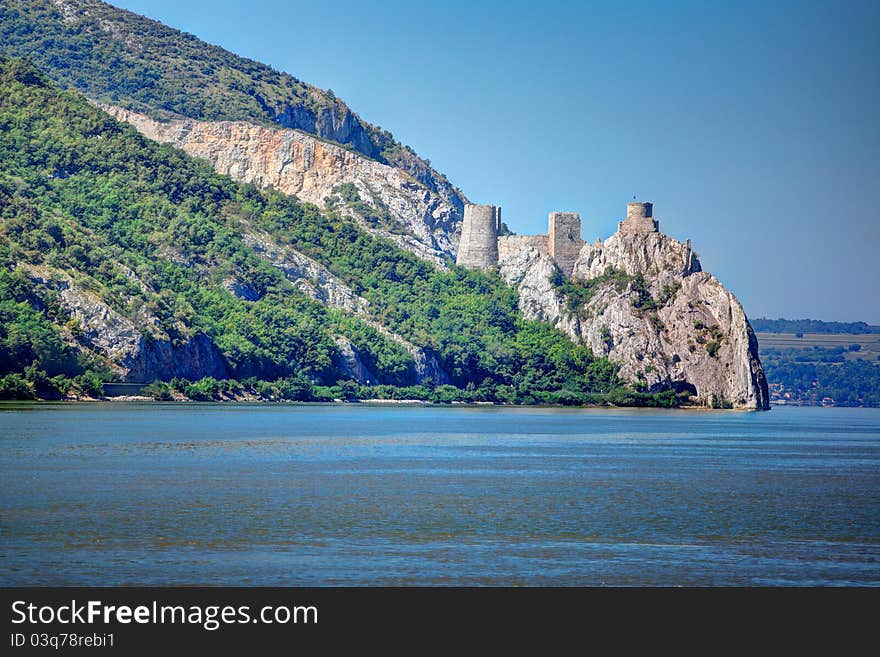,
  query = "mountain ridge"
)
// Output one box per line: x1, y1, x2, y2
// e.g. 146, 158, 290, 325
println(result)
0, 0, 466, 216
